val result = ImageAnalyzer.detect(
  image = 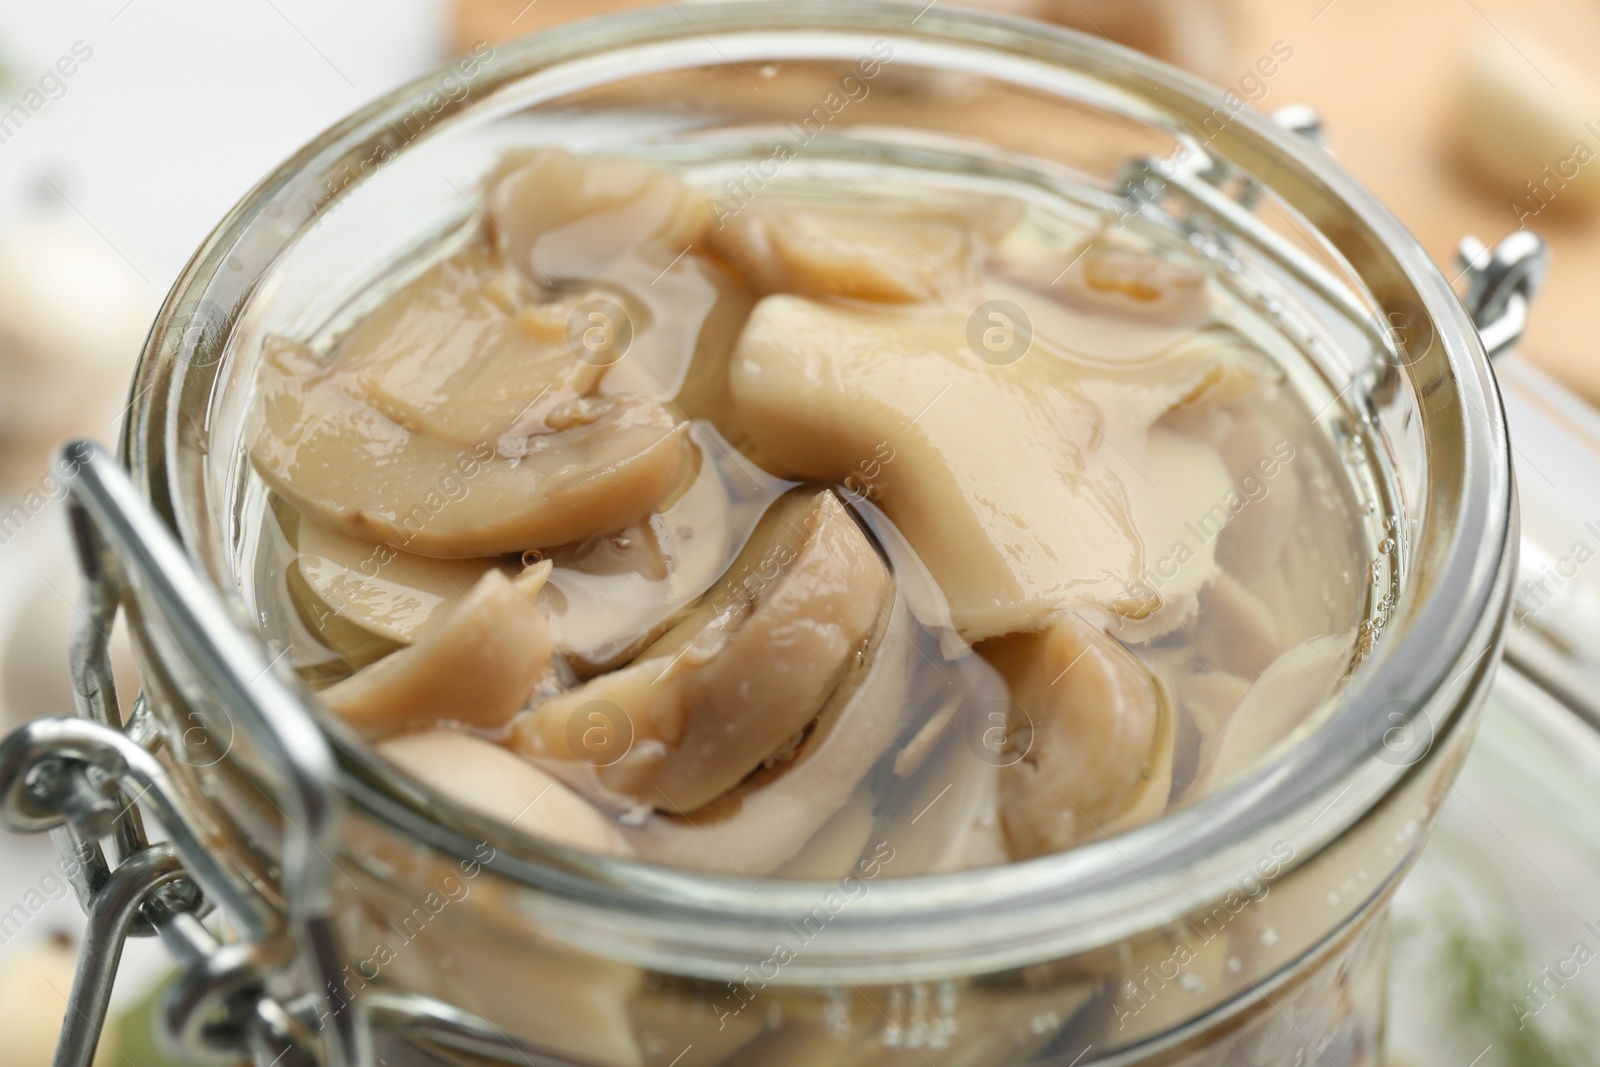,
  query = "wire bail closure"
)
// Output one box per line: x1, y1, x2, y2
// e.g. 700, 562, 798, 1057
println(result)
1456, 230, 1551, 361
0, 442, 365, 1067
